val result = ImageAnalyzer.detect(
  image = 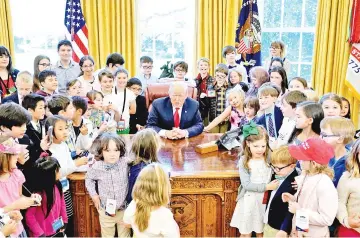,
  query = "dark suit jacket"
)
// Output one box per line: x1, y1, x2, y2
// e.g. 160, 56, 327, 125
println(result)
266, 169, 298, 233
2, 92, 19, 104
130, 95, 148, 134
257, 106, 284, 136
146, 97, 204, 138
